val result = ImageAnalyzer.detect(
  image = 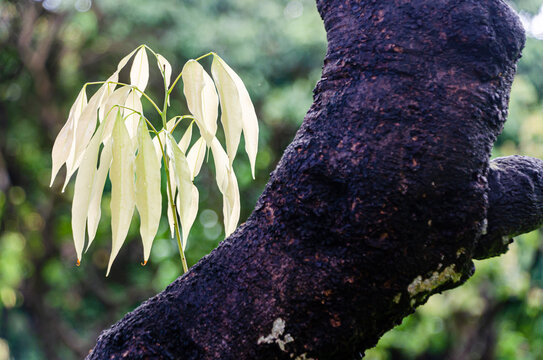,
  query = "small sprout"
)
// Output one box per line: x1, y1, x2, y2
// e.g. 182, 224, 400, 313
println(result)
51, 45, 259, 275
